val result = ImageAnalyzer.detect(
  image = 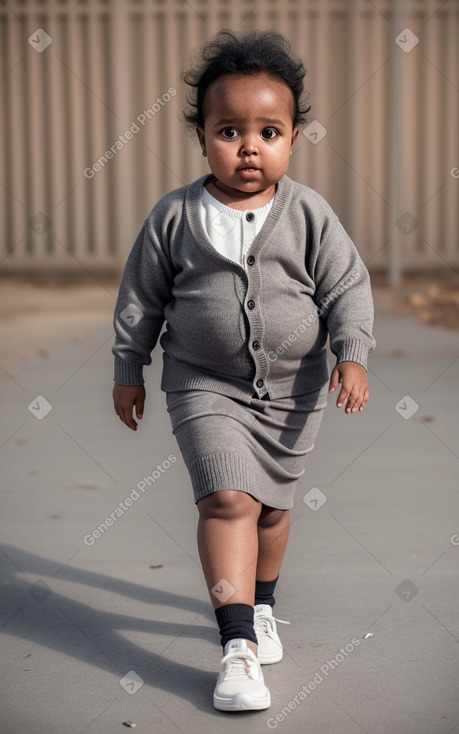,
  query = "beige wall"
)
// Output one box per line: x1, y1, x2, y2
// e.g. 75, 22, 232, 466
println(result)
1, 0, 458, 281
